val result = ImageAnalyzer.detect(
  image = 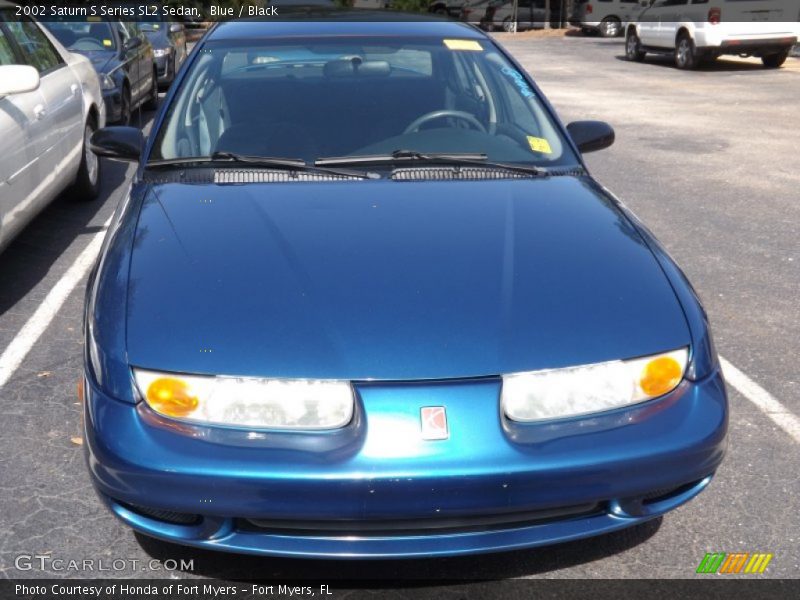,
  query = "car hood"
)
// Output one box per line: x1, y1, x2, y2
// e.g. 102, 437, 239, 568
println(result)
78, 50, 115, 73
126, 176, 690, 380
